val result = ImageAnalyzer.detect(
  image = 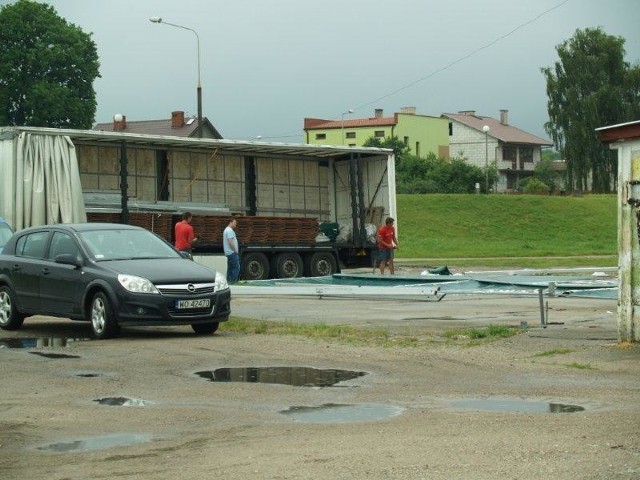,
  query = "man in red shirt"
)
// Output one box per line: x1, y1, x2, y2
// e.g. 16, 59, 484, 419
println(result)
174, 212, 197, 256
376, 216, 399, 274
